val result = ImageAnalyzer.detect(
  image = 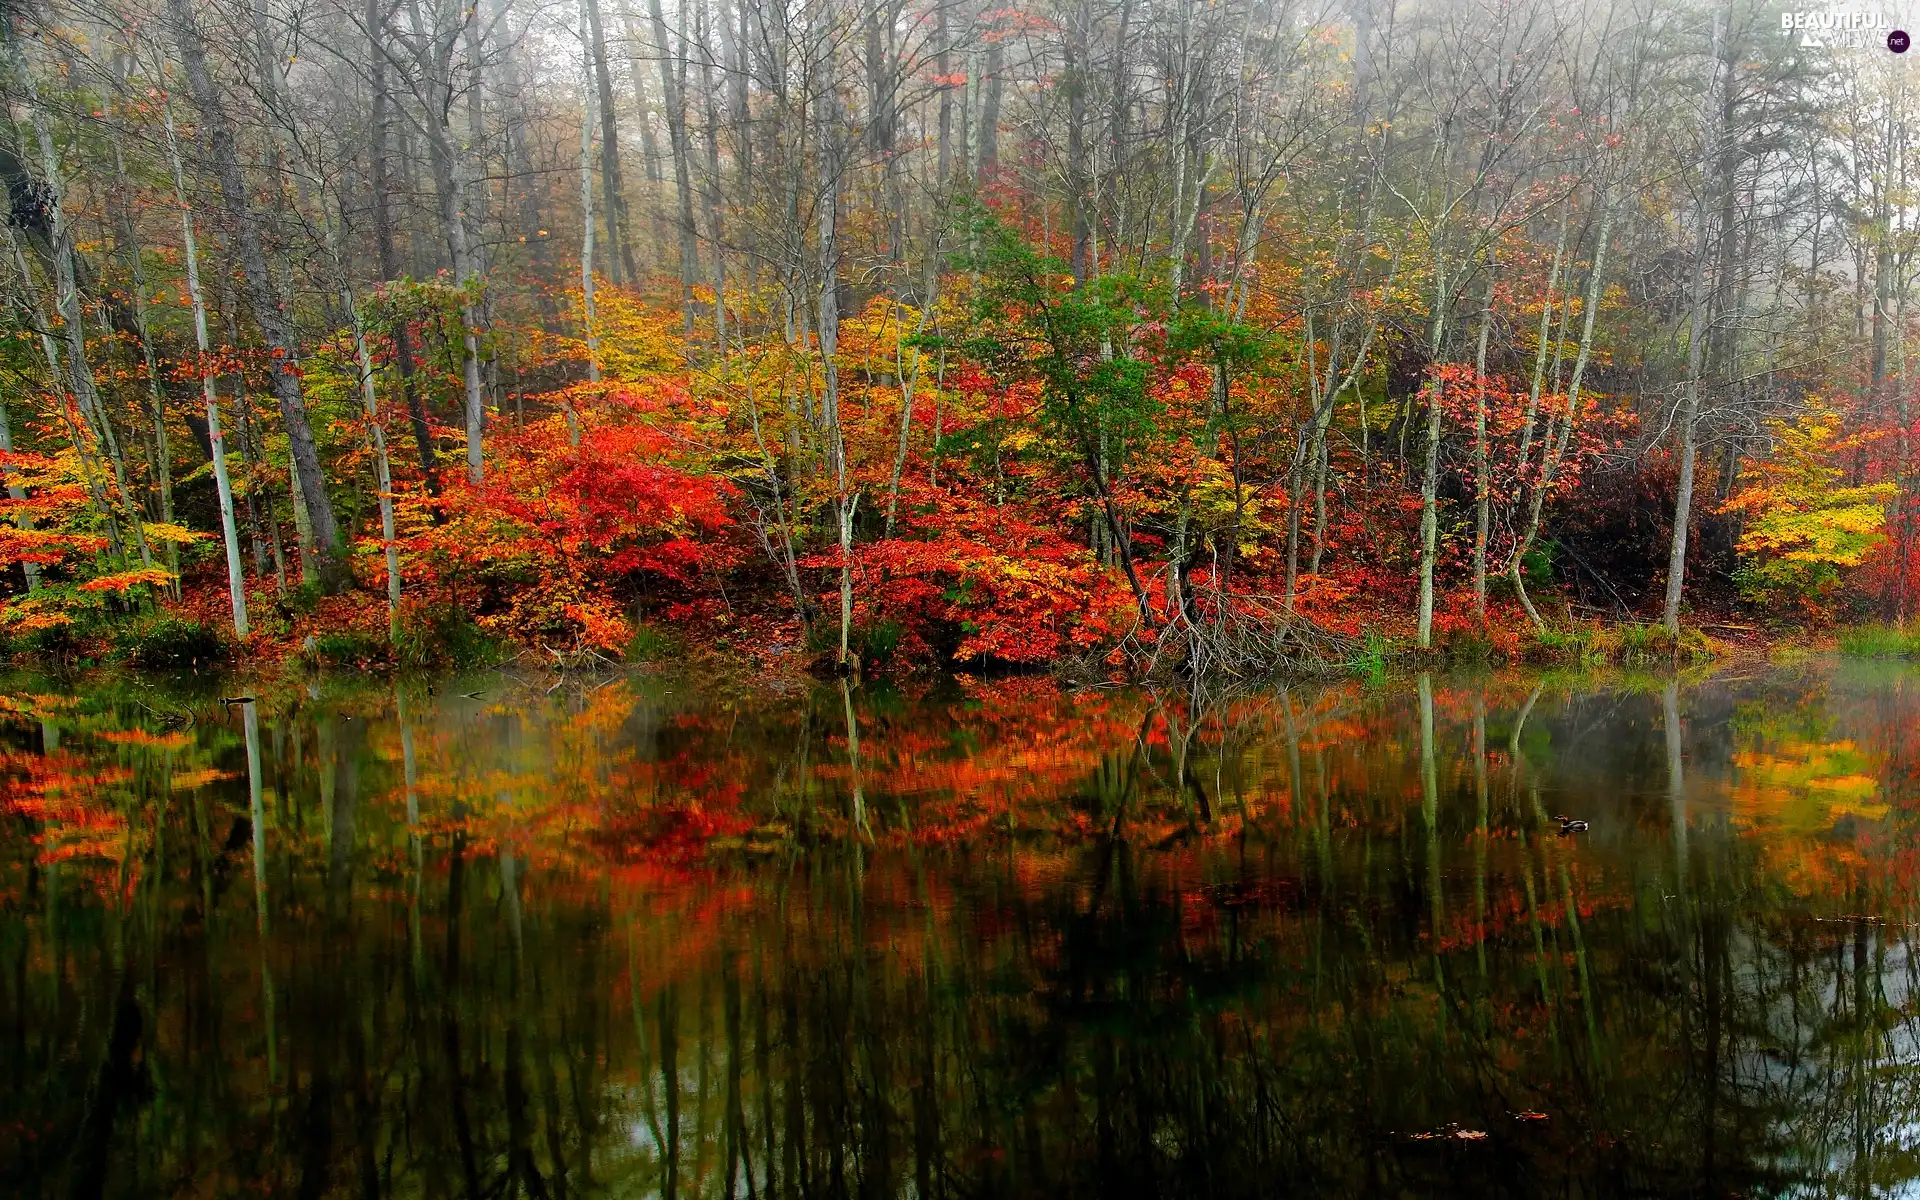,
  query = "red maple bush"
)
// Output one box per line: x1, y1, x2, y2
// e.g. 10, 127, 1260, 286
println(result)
403, 383, 739, 653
